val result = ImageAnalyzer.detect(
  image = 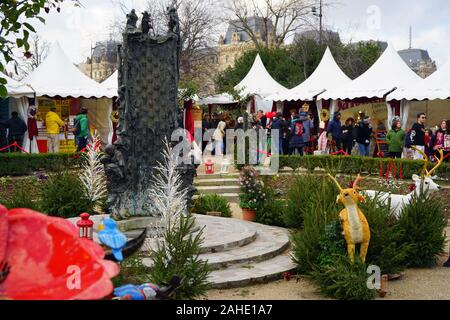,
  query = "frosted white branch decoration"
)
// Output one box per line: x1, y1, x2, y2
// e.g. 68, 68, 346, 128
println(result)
79, 133, 107, 209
